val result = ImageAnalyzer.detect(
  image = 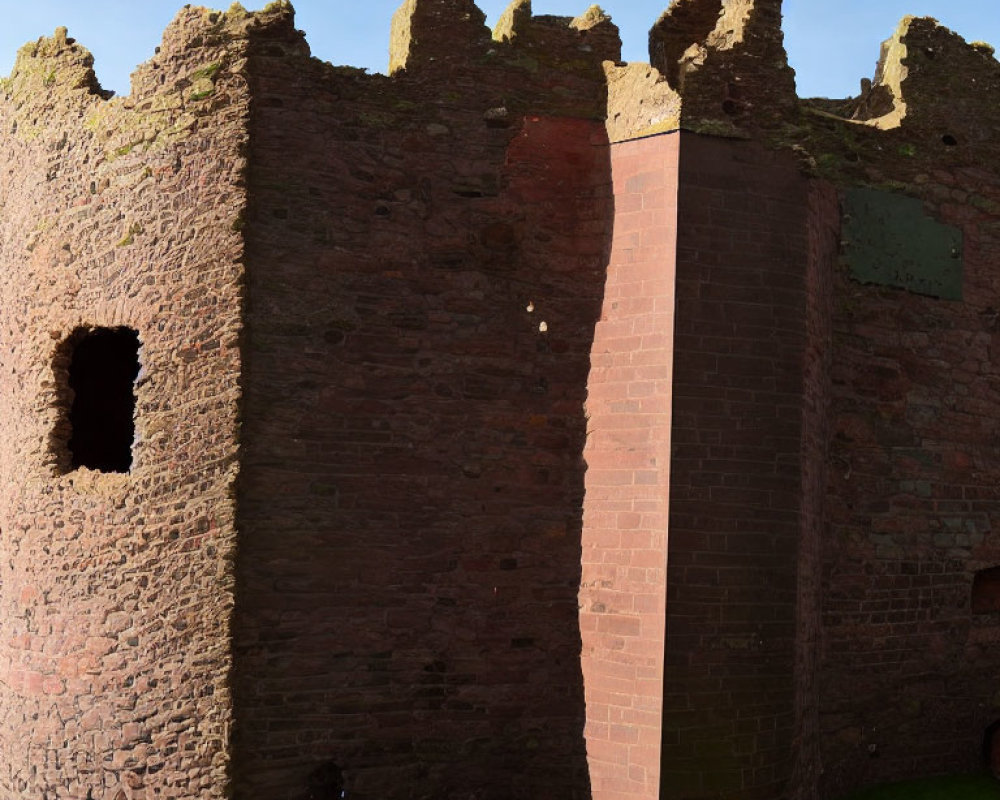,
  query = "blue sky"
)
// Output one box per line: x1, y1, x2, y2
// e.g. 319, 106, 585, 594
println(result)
1, 1, 997, 100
